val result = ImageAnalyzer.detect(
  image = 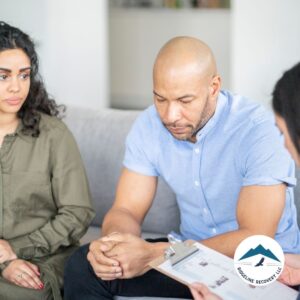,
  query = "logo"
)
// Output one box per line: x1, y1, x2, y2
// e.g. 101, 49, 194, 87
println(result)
234, 235, 284, 286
